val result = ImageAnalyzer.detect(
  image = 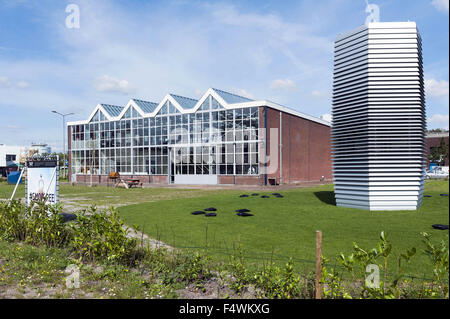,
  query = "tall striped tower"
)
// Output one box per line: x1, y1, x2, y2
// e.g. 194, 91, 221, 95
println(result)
332, 22, 426, 211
